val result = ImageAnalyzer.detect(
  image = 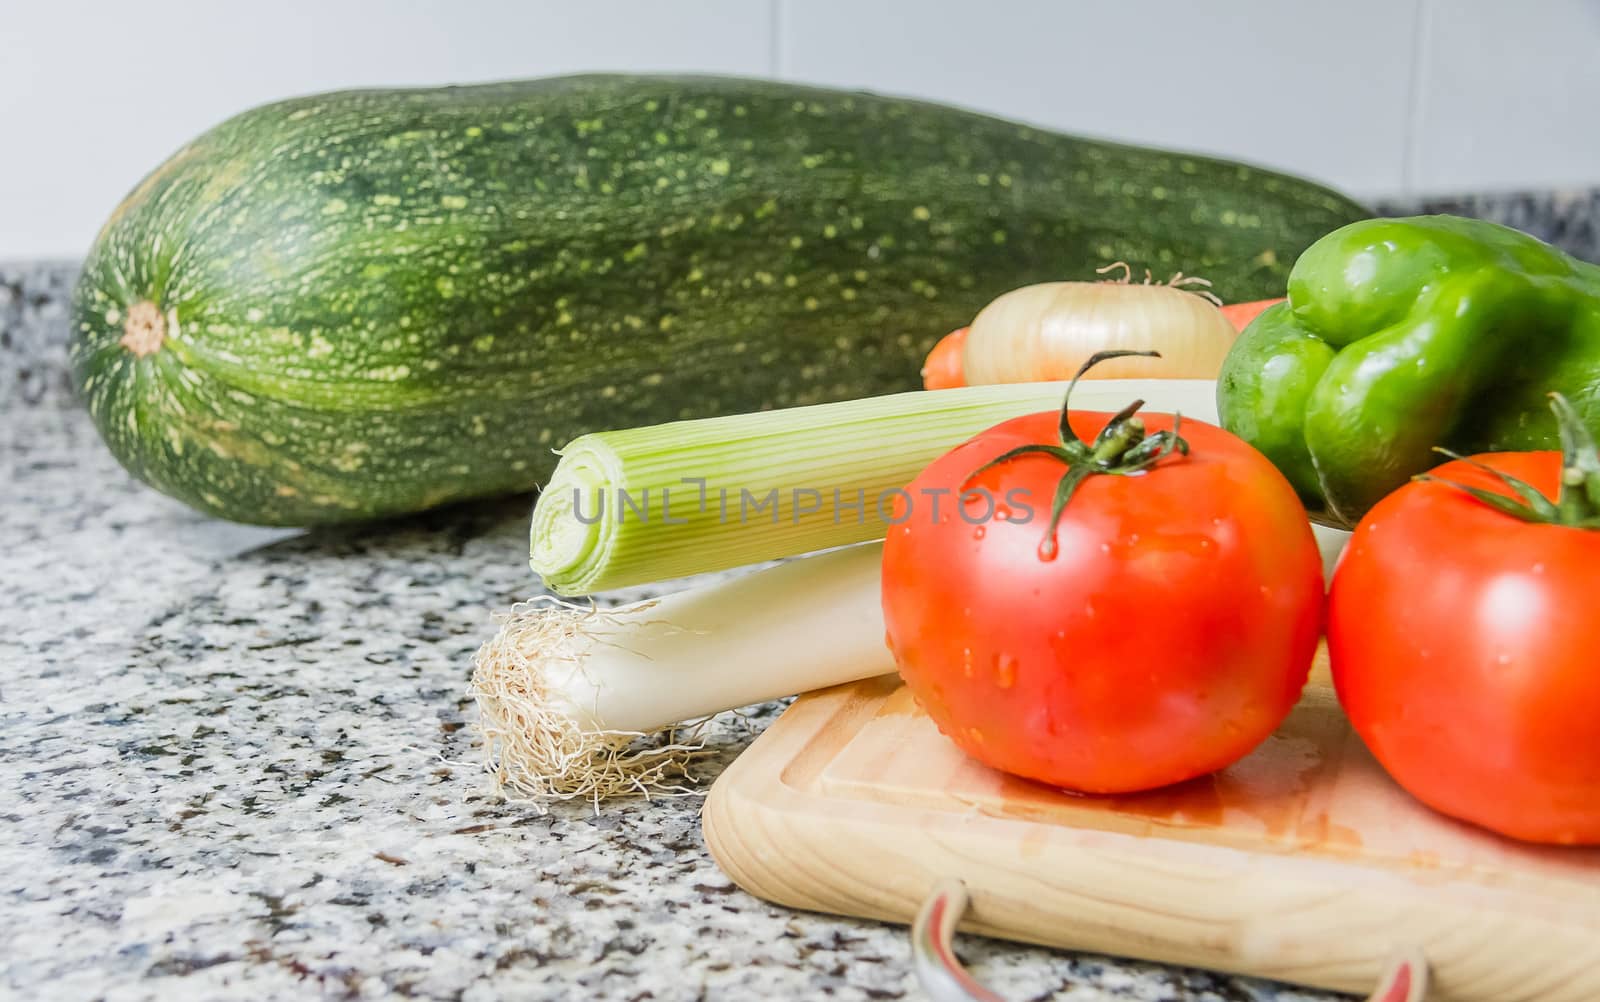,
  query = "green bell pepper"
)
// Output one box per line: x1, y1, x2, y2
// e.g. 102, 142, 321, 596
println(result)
1217, 214, 1600, 528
